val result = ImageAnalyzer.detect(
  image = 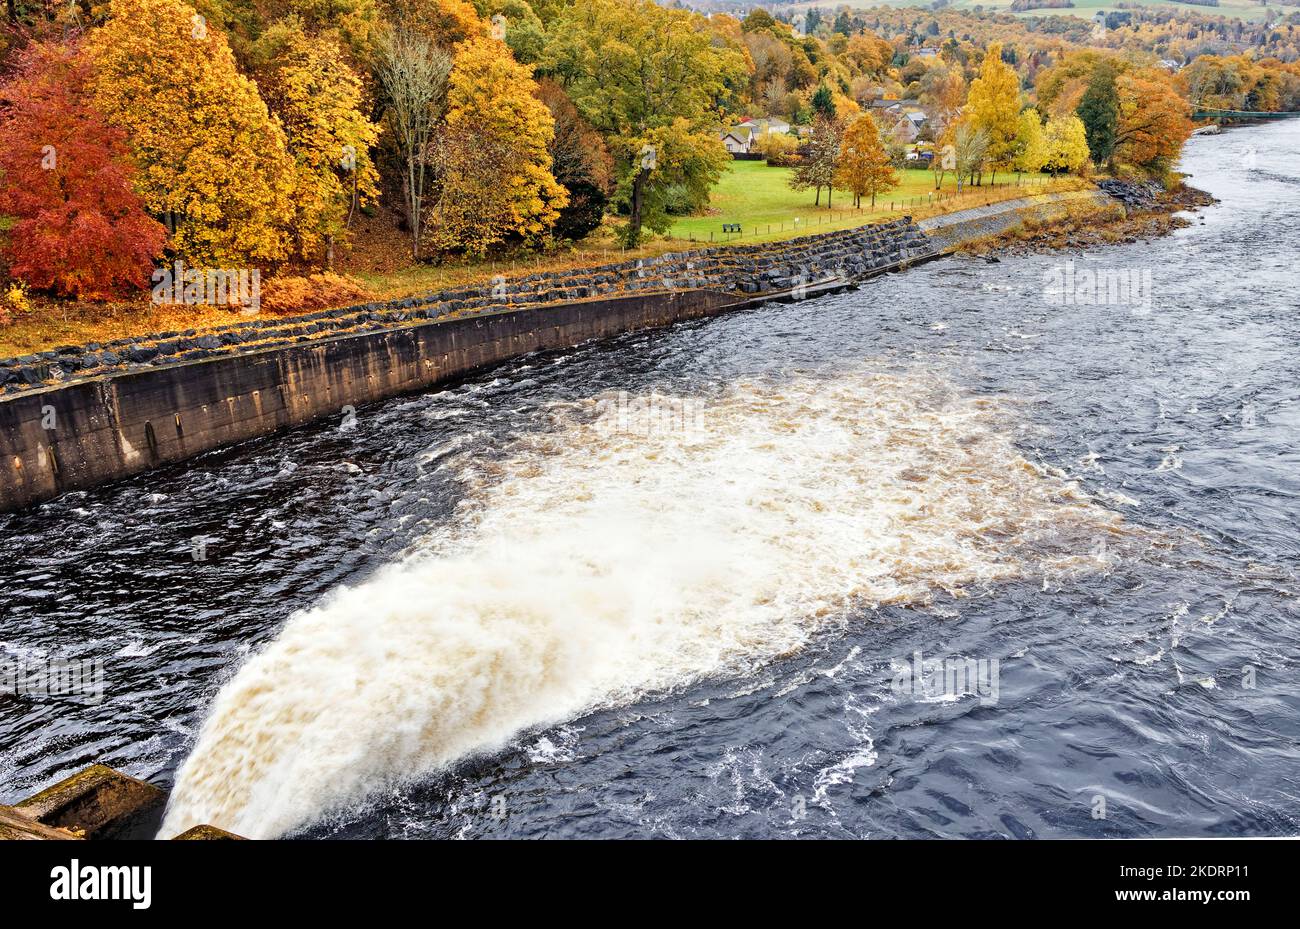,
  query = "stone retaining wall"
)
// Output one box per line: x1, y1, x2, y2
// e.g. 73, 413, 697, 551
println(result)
0, 218, 930, 396
918, 190, 1117, 252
